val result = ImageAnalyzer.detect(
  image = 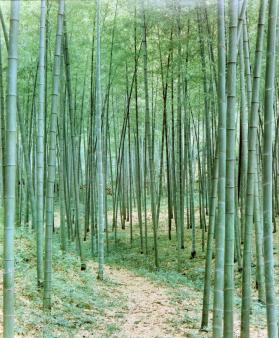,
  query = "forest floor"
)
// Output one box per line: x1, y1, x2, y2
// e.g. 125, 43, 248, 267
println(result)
0, 210, 278, 337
